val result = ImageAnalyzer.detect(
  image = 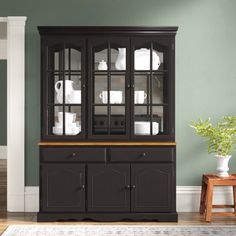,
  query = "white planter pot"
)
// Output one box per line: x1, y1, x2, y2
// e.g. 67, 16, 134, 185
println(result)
215, 155, 231, 177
